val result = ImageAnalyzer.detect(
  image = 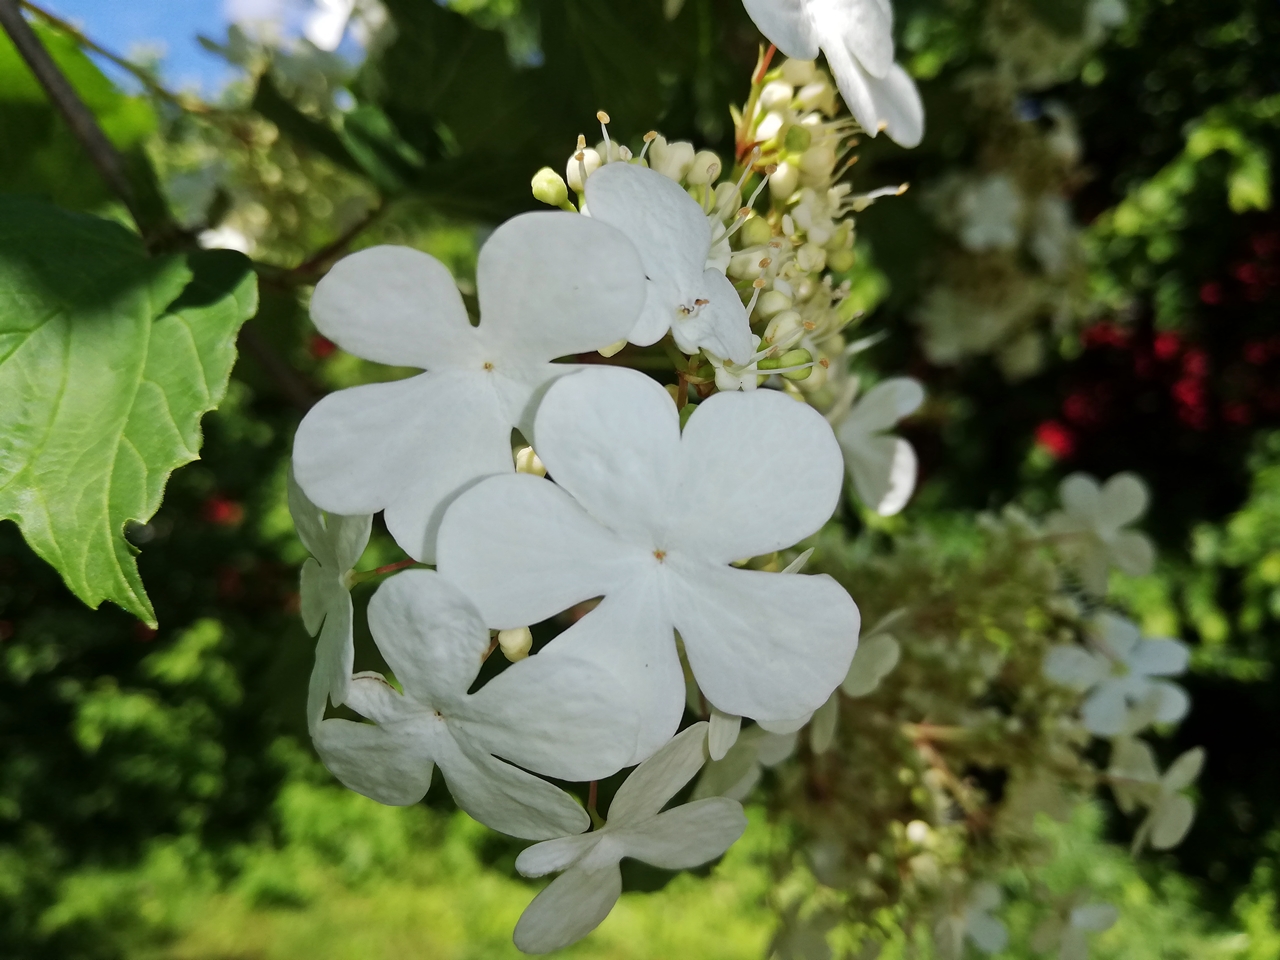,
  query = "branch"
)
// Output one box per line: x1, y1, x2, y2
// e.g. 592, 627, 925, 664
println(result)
19, 0, 224, 117
237, 324, 317, 412
283, 203, 391, 285
0, 0, 144, 227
